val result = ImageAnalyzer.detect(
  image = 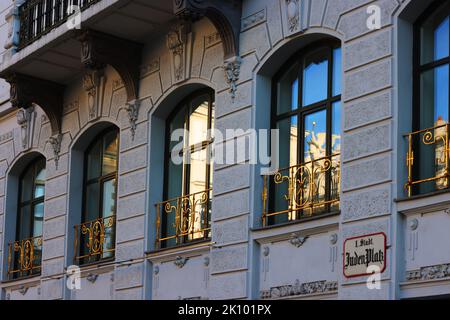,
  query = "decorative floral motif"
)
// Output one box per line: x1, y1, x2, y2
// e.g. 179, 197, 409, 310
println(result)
260, 280, 338, 299
47, 134, 62, 170
174, 256, 189, 269
289, 233, 309, 248
406, 263, 450, 281
224, 56, 241, 101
